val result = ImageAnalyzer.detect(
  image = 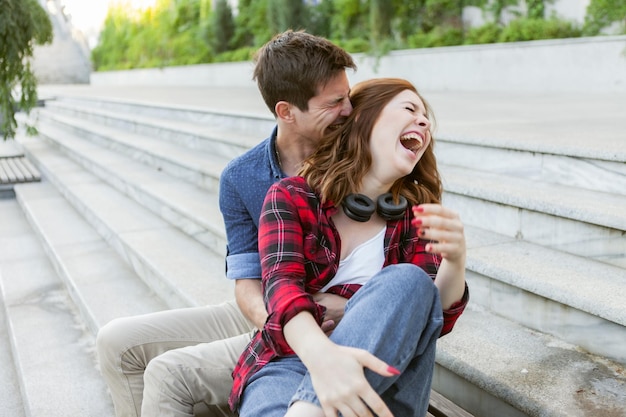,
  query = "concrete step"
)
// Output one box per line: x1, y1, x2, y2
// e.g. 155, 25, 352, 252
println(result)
21, 122, 227, 257
0, 198, 114, 417
17, 136, 233, 309
436, 135, 626, 197
0, 271, 26, 417
465, 226, 626, 364
14, 181, 168, 334
44, 98, 264, 158
46, 94, 275, 139
36, 111, 226, 192
434, 304, 626, 417
443, 165, 626, 269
